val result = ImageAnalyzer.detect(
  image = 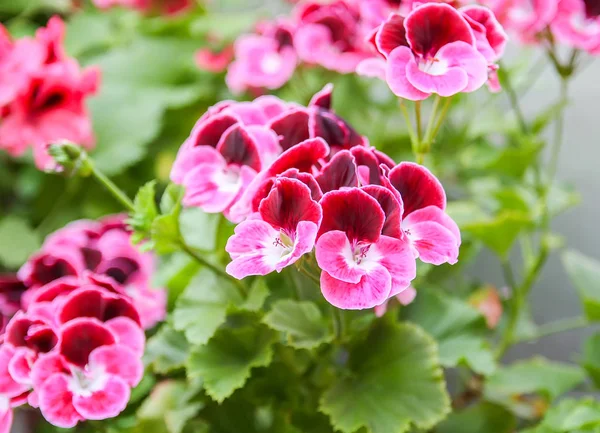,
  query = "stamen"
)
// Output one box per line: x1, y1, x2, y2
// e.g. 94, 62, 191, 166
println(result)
273, 237, 285, 247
